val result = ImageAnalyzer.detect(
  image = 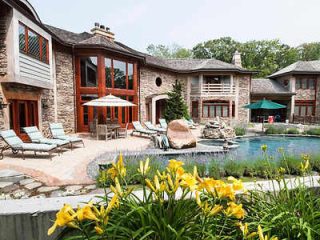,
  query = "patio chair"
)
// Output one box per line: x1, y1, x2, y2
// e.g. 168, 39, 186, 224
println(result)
23, 126, 70, 150
159, 119, 168, 129
96, 124, 114, 141
144, 121, 166, 133
118, 123, 129, 138
0, 130, 57, 160
132, 121, 156, 137
49, 123, 84, 149
183, 117, 197, 129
